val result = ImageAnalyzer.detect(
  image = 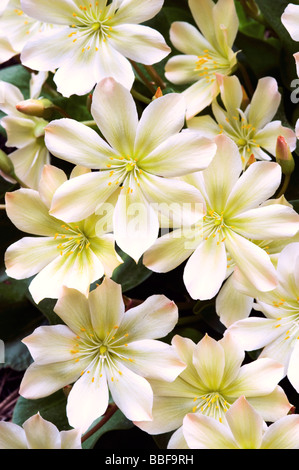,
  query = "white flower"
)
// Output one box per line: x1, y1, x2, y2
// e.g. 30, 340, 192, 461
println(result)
216, 197, 299, 327
5, 164, 122, 303
143, 135, 299, 300
281, 3, 299, 42
134, 333, 291, 442
0, 413, 82, 449
20, 278, 185, 432
45, 77, 217, 262
0, 76, 50, 189
164, 0, 239, 119
187, 75, 296, 169
20, 0, 170, 97
227, 242, 299, 394
0, 0, 60, 64
177, 396, 299, 449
